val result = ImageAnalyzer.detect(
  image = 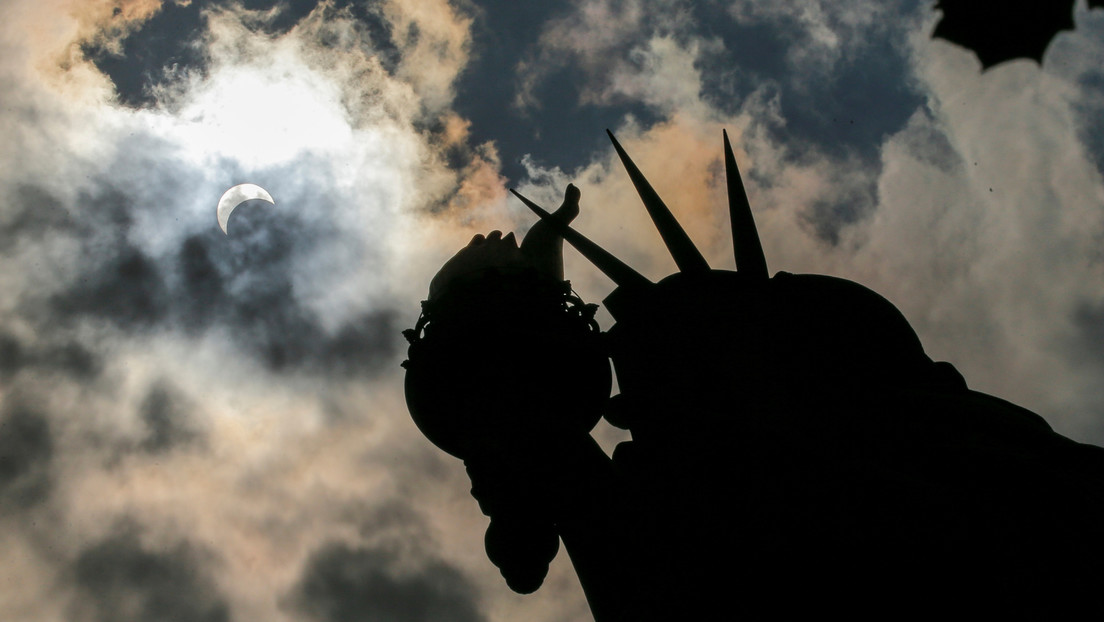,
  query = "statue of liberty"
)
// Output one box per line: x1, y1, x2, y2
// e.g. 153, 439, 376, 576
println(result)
403, 130, 1104, 619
